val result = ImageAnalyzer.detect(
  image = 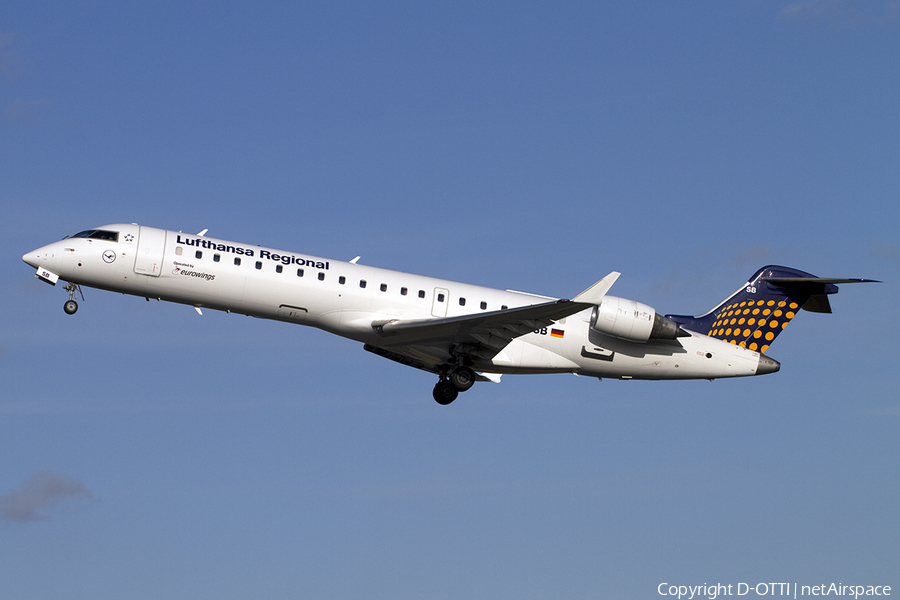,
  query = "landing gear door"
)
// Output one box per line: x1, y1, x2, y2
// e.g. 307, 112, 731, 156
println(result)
134, 226, 167, 276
